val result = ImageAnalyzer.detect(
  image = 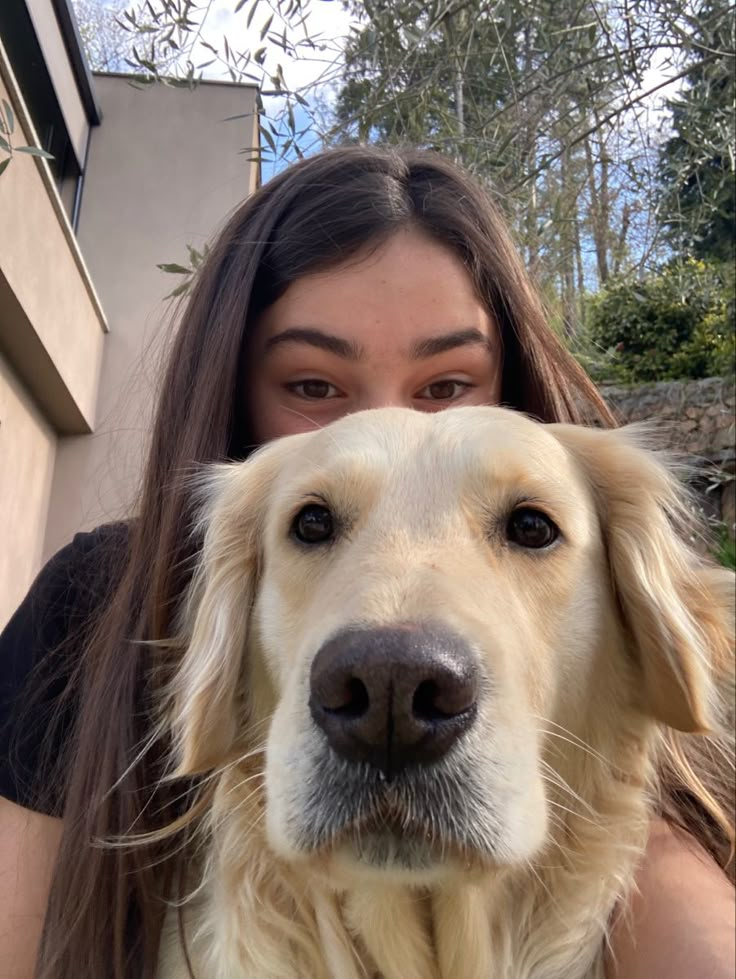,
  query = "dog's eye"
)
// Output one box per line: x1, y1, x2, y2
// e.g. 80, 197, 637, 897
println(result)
292, 504, 335, 544
506, 508, 559, 549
